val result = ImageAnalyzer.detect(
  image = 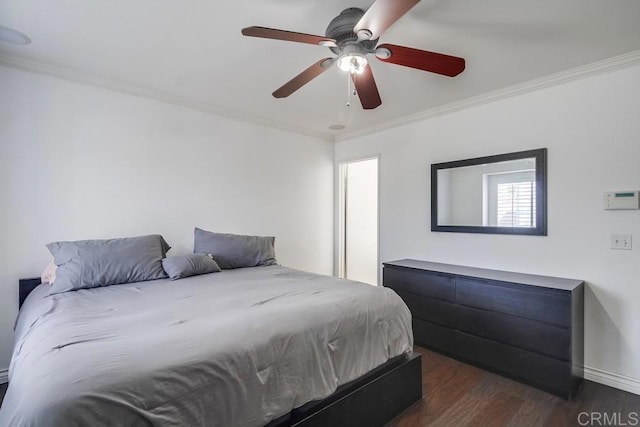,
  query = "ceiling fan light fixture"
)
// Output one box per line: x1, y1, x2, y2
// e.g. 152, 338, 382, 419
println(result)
337, 53, 368, 74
